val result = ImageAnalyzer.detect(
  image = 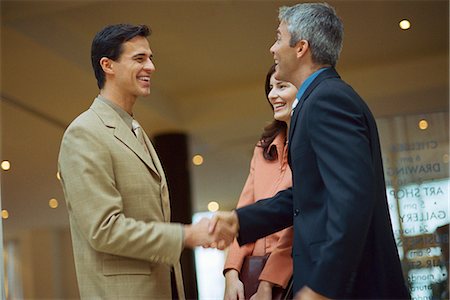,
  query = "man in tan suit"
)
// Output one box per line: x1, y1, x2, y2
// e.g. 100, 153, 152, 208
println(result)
58, 24, 224, 299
